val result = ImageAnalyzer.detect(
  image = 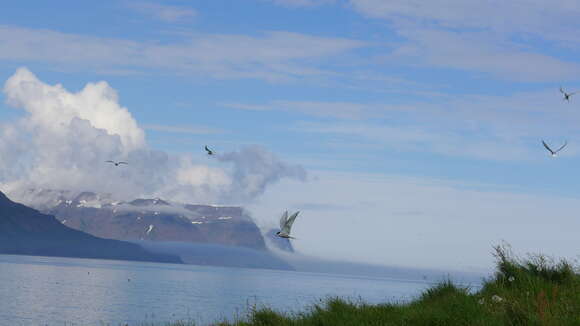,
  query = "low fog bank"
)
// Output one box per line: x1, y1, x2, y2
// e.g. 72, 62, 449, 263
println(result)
135, 240, 486, 285
135, 241, 294, 270
279, 251, 487, 286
